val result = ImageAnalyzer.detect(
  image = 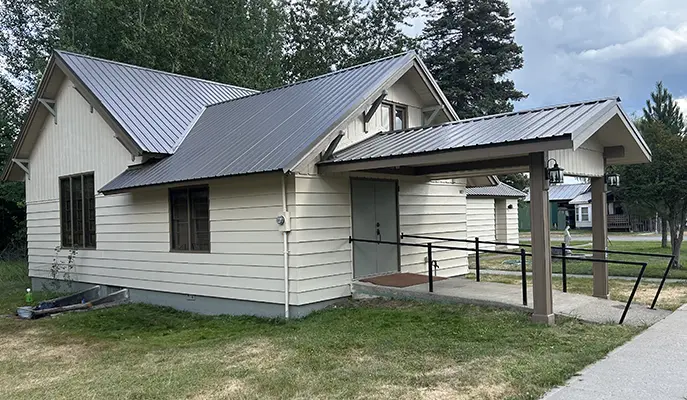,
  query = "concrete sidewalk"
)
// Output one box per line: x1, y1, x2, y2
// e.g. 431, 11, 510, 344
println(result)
543, 305, 687, 400
353, 276, 671, 326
